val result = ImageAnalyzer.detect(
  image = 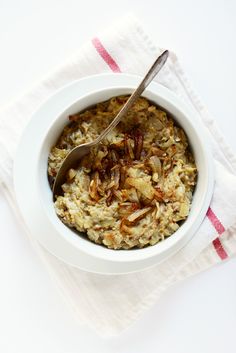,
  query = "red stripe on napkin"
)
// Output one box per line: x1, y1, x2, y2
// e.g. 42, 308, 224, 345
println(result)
212, 238, 228, 260
206, 207, 225, 235
92, 38, 121, 73
206, 207, 228, 260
